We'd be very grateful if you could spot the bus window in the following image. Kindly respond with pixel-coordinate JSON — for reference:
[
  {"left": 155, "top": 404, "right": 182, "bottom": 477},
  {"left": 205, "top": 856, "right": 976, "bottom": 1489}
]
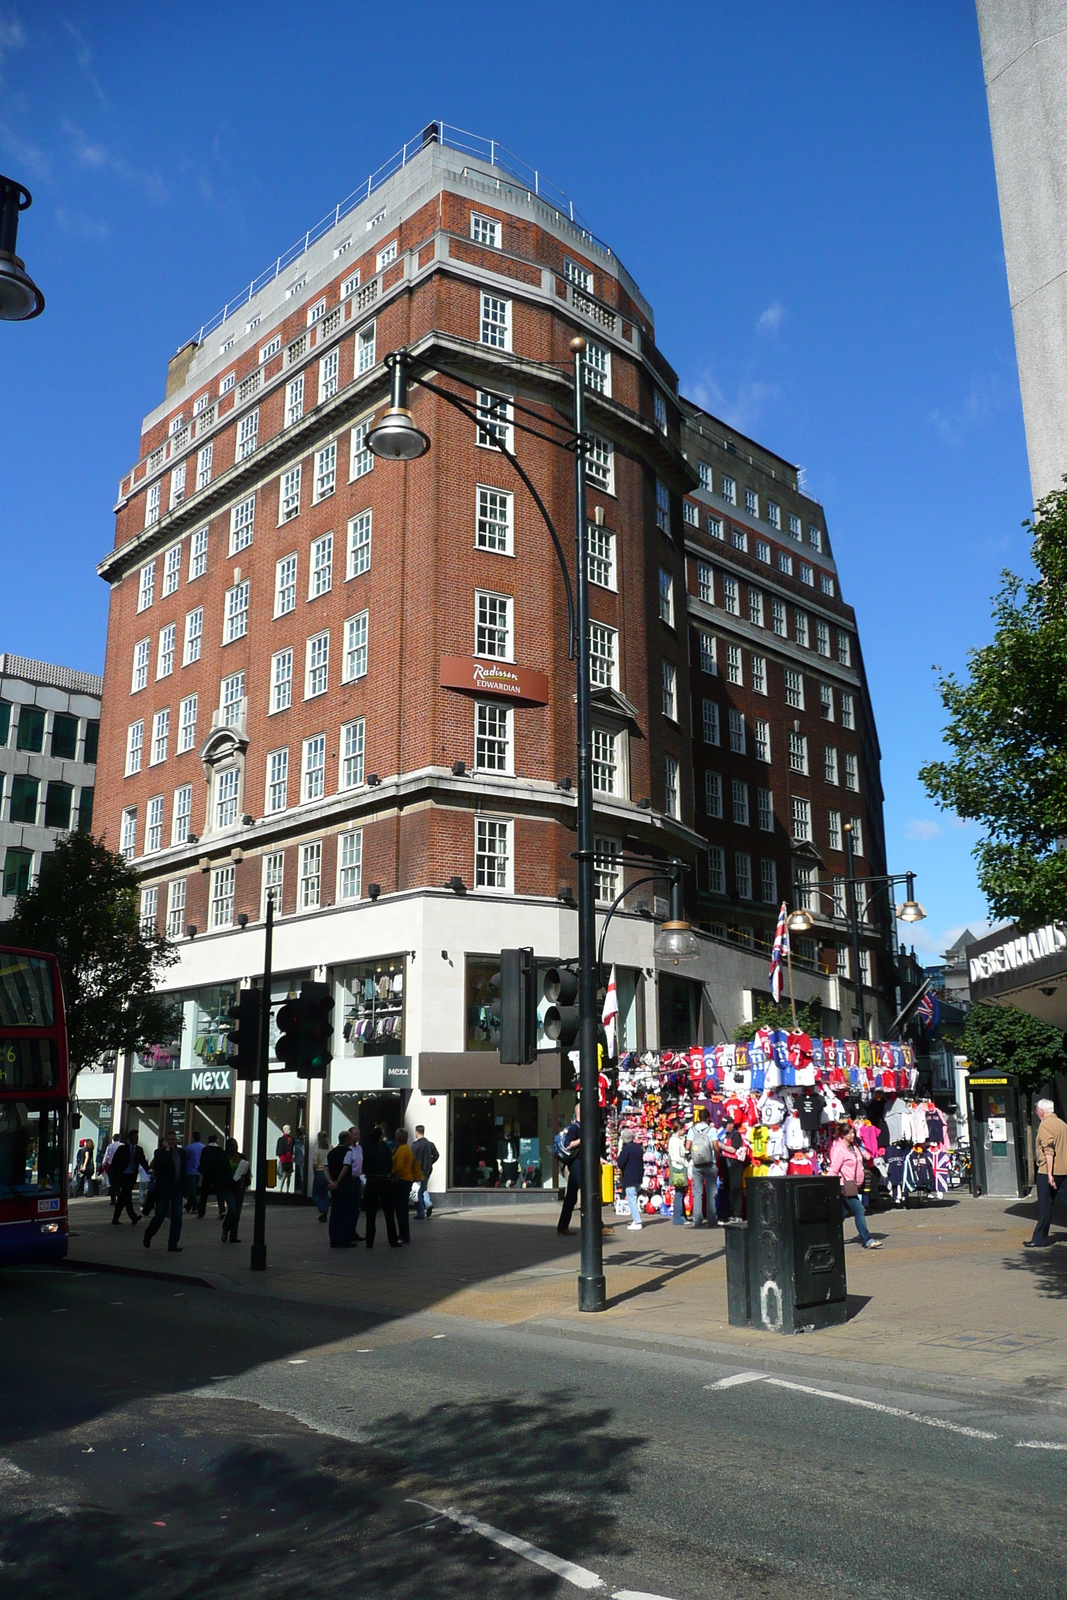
[
  {"left": 0, "top": 1103, "right": 63, "bottom": 1197},
  {"left": 0, "top": 953, "right": 55, "bottom": 1028}
]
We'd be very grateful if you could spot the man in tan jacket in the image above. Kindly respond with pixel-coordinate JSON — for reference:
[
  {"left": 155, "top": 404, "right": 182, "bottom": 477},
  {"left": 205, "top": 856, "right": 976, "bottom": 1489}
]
[{"left": 1025, "top": 1099, "right": 1067, "bottom": 1249}]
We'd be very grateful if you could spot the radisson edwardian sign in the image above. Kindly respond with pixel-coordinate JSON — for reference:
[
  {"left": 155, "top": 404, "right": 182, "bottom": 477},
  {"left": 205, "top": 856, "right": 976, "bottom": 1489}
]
[{"left": 440, "top": 656, "right": 550, "bottom": 706}]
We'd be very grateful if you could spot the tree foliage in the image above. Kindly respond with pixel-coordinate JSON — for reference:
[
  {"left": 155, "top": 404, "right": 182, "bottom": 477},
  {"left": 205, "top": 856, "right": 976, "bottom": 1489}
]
[
  {"left": 920, "top": 484, "right": 1067, "bottom": 928},
  {"left": 5, "top": 832, "right": 180, "bottom": 1083},
  {"left": 734, "top": 993, "right": 823, "bottom": 1043},
  {"left": 961, "top": 1002, "right": 1067, "bottom": 1100}
]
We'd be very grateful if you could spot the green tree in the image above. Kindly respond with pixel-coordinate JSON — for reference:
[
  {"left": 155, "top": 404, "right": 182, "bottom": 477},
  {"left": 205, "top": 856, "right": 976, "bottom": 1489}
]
[
  {"left": 734, "top": 993, "right": 823, "bottom": 1043},
  {"left": 5, "top": 832, "right": 180, "bottom": 1085},
  {"left": 920, "top": 483, "right": 1067, "bottom": 928},
  {"left": 962, "top": 1002, "right": 1067, "bottom": 1179}
]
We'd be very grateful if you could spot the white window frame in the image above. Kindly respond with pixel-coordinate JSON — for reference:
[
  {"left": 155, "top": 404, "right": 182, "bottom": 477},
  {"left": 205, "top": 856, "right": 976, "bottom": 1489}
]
[
  {"left": 356, "top": 320, "right": 376, "bottom": 373},
  {"left": 477, "top": 487, "right": 514, "bottom": 556},
  {"left": 313, "top": 440, "right": 337, "bottom": 502},
  {"left": 223, "top": 579, "right": 250, "bottom": 644},
  {"left": 270, "top": 648, "right": 293, "bottom": 714},
  {"left": 305, "top": 632, "right": 329, "bottom": 698},
  {"left": 664, "top": 756, "right": 680, "bottom": 819},
  {"left": 285, "top": 374, "right": 304, "bottom": 428},
  {"left": 337, "top": 829, "right": 363, "bottom": 901},
  {"left": 177, "top": 695, "right": 197, "bottom": 753},
  {"left": 825, "top": 745, "right": 839, "bottom": 785},
  {"left": 266, "top": 747, "right": 289, "bottom": 814},
  {"left": 585, "top": 433, "right": 614, "bottom": 495},
  {"left": 594, "top": 837, "right": 622, "bottom": 904},
  {"left": 214, "top": 766, "right": 240, "bottom": 832},
  {"left": 144, "top": 482, "right": 160, "bottom": 529},
  {"left": 726, "top": 645, "right": 743, "bottom": 687},
  {"left": 761, "top": 858, "right": 778, "bottom": 903},
  {"left": 229, "top": 494, "right": 255, "bottom": 555},
  {"left": 474, "top": 816, "right": 513, "bottom": 890},
  {"left": 347, "top": 509, "right": 372, "bottom": 577},
  {"left": 841, "top": 693, "right": 855, "bottom": 730},
  {"left": 196, "top": 443, "right": 213, "bottom": 491},
  {"left": 172, "top": 784, "right": 192, "bottom": 845},
  {"left": 828, "top": 810, "right": 843, "bottom": 852},
  {"left": 771, "top": 598, "right": 787, "bottom": 637},
  {"left": 722, "top": 577, "right": 739, "bottom": 617},
  {"left": 145, "top": 798, "right": 164, "bottom": 855},
  {"left": 236, "top": 408, "right": 259, "bottom": 461},
  {"left": 844, "top": 751, "right": 859, "bottom": 792},
  {"left": 792, "top": 796, "right": 813, "bottom": 843},
  {"left": 302, "top": 734, "right": 326, "bottom": 802},
  {"left": 150, "top": 708, "right": 169, "bottom": 766},
  {"left": 131, "top": 639, "right": 150, "bottom": 694},
  {"left": 342, "top": 611, "right": 369, "bottom": 682},
  {"left": 708, "top": 845, "right": 726, "bottom": 895},
  {"left": 702, "top": 699, "right": 720, "bottom": 746},
  {"left": 751, "top": 654, "right": 767, "bottom": 695},
  {"left": 339, "top": 718, "right": 366, "bottom": 789},
  {"left": 120, "top": 807, "right": 137, "bottom": 859},
  {"left": 209, "top": 863, "right": 236, "bottom": 929},
  {"left": 729, "top": 708, "right": 746, "bottom": 754},
  {"left": 698, "top": 630, "right": 716, "bottom": 675},
  {"left": 758, "top": 788, "right": 774, "bottom": 832},
  {"left": 721, "top": 474, "right": 736, "bottom": 505},
  {"left": 589, "top": 622, "right": 618, "bottom": 689},
  {"left": 475, "top": 590, "right": 513, "bottom": 661},
  {"left": 262, "top": 852, "right": 284, "bottom": 918},
  {"left": 658, "top": 567, "right": 674, "bottom": 625},
  {"left": 697, "top": 561, "right": 713, "bottom": 603},
  {"left": 788, "top": 731, "right": 809, "bottom": 775},
  {"left": 661, "top": 660, "right": 677, "bottom": 720},
  {"left": 754, "top": 718, "right": 771, "bottom": 762},
  {"left": 748, "top": 588, "right": 764, "bottom": 628},
  {"left": 318, "top": 347, "right": 339, "bottom": 403},
  {"left": 125, "top": 720, "right": 143, "bottom": 776},
  {"left": 162, "top": 544, "right": 181, "bottom": 597},
  {"left": 732, "top": 779, "right": 749, "bottom": 826},
  {"left": 189, "top": 526, "right": 208, "bottom": 579},
  {"left": 157, "top": 623, "right": 175, "bottom": 679},
  {"left": 474, "top": 700, "right": 513, "bottom": 775},
  {"left": 735, "top": 851, "right": 753, "bottom": 899},
  {"left": 166, "top": 878, "right": 186, "bottom": 938},
  {"left": 280, "top": 464, "right": 302, "bottom": 523},
  {"left": 705, "top": 771, "right": 723, "bottom": 818},
  {"left": 745, "top": 488, "right": 759, "bottom": 517},
  {"left": 470, "top": 212, "right": 500, "bottom": 248},
  {"left": 137, "top": 562, "right": 155, "bottom": 613},
  {"left": 785, "top": 669, "right": 805, "bottom": 710},
  {"left": 349, "top": 416, "right": 374, "bottom": 481},
  {"left": 275, "top": 553, "right": 297, "bottom": 617},
  {"left": 583, "top": 337, "right": 611, "bottom": 396},
  {"left": 476, "top": 391, "right": 514, "bottom": 452},
  {"left": 309, "top": 532, "right": 333, "bottom": 598},
  {"left": 480, "top": 292, "right": 511, "bottom": 351},
  {"left": 656, "top": 480, "right": 671, "bottom": 534}
]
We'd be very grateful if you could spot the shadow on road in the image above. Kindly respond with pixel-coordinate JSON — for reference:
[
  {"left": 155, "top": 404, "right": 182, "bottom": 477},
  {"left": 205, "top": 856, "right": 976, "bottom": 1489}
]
[
  {"left": 1001, "top": 1241, "right": 1067, "bottom": 1297},
  {"left": 604, "top": 1247, "right": 717, "bottom": 1310},
  {"left": 0, "top": 1388, "right": 642, "bottom": 1600}
]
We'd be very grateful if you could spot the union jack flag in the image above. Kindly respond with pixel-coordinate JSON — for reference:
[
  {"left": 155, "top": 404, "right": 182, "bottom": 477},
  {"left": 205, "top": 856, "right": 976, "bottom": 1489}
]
[
  {"left": 918, "top": 990, "right": 939, "bottom": 1030},
  {"left": 769, "top": 903, "right": 789, "bottom": 1004}
]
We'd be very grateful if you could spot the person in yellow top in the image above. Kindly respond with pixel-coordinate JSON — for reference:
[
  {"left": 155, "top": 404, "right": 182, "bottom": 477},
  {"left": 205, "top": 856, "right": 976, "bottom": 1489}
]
[
  {"left": 391, "top": 1128, "right": 424, "bottom": 1245},
  {"left": 1026, "top": 1099, "right": 1067, "bottom": 1249}
]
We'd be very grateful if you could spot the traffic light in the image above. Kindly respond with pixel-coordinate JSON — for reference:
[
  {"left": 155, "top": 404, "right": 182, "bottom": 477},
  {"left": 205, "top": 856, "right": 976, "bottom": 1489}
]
[
  {"left": 300, "top": 980, "right": 335, "bottom": 1077},
  {"left": 499, "top": 947, "right": 538, "bottom": 1065},
  {"left": 275, "top": 996, "right": 302, "bottom": 1068},
  {"left": 227, "top": 989, "right": 262, "bottom": 1081},
  {"left": 543, "top": 966, "right": 580, "bottom": 1049}
]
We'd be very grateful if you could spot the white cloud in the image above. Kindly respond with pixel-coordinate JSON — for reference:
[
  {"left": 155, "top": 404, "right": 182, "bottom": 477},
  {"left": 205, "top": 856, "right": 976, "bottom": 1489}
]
[
  {"left": 63, "top": 21, "right": 107, "bottom": 107},
  {"left": 0, "top": 120, "right": 49, "bottom": 181},
  {"left": 905, "top": 819, "right": 942, "bottom": 841},
  {"left": 756, "top": 301, "right": 785, "bottom": 336},
  {"left": 684, "top": 368, "right": 782, "bottom": 434},
  {"left": 0, "top": 13, "right": 26, "bottom": 63},
  {"left": 62, "top": 119, "right": 167, "bottom": 205},
  {"left": 54, "top": 207, "right": 109, "bottom": 241},
  {"left": 929, "top": 374, "right": 1006, "bottom": 445}
]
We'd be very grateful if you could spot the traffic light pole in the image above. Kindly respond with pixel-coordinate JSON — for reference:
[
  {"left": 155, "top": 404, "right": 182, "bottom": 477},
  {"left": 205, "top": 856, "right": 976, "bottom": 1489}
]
[
  {"left": 250, "top": 891, "right": 274, "bottom": 1272},
  {"left": 571, "top": 337, "right": 605, "bottom": 1314}
]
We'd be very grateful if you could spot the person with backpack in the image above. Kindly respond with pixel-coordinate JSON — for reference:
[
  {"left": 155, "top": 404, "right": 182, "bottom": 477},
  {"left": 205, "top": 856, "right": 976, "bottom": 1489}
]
[
  {"left": 411, "top": 1125, "right": 438, "bottom": 1218},
  {"left": 685, "top": 1108, "right": 718, "bottom": 1228}
]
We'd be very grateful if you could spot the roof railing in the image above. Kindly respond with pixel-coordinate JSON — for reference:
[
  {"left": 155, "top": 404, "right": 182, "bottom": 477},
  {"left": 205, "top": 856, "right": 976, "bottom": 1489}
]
[{"left": 191, "top": 121, "right": 637, "bottom": 350}]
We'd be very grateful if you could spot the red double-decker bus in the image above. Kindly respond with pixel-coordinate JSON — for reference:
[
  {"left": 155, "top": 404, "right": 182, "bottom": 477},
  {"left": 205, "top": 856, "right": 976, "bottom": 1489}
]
[{"left": 0, "top": 946, "right": 69, "bottom": 1265}]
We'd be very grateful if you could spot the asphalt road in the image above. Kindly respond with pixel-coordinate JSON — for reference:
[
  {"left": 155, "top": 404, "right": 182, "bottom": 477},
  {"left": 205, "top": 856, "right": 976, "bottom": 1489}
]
[{"left": 2, "top": 1262, "right": 1065, "bottom": 1599}]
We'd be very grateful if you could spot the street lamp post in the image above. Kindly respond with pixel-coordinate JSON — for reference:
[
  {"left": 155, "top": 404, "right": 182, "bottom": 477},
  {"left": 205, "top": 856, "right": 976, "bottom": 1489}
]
[
  {"left": 368, "top": 337, "right": 613, "bottom": 1310},
  {"left": 788, "top": 864, "right": 925, "bottom": 1039}
]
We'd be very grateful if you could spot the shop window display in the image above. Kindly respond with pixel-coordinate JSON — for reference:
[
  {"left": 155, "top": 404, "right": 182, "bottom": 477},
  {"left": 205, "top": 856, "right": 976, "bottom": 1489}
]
[
  {"left": 335, "top": 957, "right": 405, "bottom": 1056},
  {"left": 450, "top": 1090, "right": 556, "bottom": 1189}
]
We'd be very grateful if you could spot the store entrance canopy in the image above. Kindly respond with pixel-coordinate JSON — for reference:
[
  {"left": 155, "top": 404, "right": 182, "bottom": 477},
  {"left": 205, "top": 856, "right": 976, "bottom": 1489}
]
[{"left": 966, "top": 922, "right": 1067, "bottom": 1029}]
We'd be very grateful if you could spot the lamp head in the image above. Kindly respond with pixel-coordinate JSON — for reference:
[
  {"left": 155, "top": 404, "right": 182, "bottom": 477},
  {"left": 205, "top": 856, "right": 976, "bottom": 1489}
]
[
  {"left": 787, "top": 908, "right": 814, "bottom": 934},
  {"left": 896, "top": 899, "right": 926, "bottom": 924},
  {"left": 0, "top": 176, "right": 44, "bottom": 321},
  {"left": 366, "top": 406, "right": 429, "bottom": 461},
  {"left": 654, "top": 921, "right": 700, "bottom": 964}
]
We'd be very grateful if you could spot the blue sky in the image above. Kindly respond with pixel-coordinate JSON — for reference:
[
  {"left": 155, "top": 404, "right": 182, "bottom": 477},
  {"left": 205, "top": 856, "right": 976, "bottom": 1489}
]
[{"left": 0, "top": 2, "right": 1028, "bottom": 960}]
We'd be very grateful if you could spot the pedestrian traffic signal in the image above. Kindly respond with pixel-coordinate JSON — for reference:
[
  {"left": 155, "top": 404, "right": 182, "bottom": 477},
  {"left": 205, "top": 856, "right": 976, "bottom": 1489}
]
[
  {"left": 543, "top": 966, "right": 580, "bottom": 1049},
  {"left": 227, "top": 989, "right": 262, "bottom": 1081},
  {"left": 300, "top": 980, "right": 335, "bottom": 1077},
  {"left": 499, "top": 947, "right": 538, "bottom": 1065},
  {"left": 275, "top": 996, "right": 302, "bottom": 1068}
]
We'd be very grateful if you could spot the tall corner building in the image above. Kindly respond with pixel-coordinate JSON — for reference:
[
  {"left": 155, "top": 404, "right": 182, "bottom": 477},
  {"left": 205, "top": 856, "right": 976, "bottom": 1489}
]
[
  {"left": 93, "top": 125, "right": 892, "bottom": 1192},
  {"left": 975, "top": 0, "right": 1067, "bottom": 503}
]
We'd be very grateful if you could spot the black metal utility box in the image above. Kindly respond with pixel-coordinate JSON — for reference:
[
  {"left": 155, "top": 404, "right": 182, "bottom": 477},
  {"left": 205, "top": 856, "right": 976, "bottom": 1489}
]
[{"left": 724, "top": 1176, "right": 848, "bottom": 1334}]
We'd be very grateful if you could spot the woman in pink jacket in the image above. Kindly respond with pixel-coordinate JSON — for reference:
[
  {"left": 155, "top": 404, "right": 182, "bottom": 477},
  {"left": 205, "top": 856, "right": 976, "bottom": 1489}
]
[{"left": 829, "top": 1123, "right": 882, "bottom": 1249}]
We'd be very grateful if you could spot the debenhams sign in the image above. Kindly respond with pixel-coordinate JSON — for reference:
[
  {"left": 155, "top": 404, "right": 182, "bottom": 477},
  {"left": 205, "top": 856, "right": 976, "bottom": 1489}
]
[{"left": 969, "top": 924, "right": 1067, "bottom": 984}]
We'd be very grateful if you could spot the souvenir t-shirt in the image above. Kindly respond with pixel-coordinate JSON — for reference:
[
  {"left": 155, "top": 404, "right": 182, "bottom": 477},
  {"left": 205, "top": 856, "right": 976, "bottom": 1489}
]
[{"left": 796, "top": 1091, "right": 825, "bottom": 1134}]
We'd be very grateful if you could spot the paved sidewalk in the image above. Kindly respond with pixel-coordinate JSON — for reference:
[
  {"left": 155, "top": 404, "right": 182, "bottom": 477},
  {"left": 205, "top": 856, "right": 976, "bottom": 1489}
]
[{"left": 67, "top": 1188, "right": 1067, "bottom": 1403}]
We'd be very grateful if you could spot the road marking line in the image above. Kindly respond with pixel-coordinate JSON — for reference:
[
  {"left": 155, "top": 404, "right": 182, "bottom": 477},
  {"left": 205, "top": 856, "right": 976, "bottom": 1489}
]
[
  {"left": 612, "top": 1591, "right": 683, "bottom": 1599},
  {"left": 1017, "top": 1439, "right": 1067, "bottom": 1450},
  {"left": 406, "top": 1500, "right": 603, "bottom": 1589},
  {"left": 764, "top": 1377, "right": 998, "bottom": 1440},
  {"left": 707, "top": 1371, "right": 768, "bottom": 1390},
  {"left": 287, "top": 1359, "right": 308, "bottom": 1365}
]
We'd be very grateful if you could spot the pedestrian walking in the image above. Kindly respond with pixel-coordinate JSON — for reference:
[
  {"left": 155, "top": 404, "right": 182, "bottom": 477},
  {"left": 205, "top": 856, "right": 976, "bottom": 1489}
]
[
  {"left": 717, "top": 1113, "right": 747, "bottom": 1220},
  {"left": 667, "top": 1123, "right": 689, "bottom": 1224},
  {"left": 685, "top": 1108, "right": 718, "bottom": 1228},
  {"left": 197, "top": 1134, "right": 231, "bottom": 1219},
  {"left": 411, "top": 1124, "right": 438, "bottom": 1218},
  {"left": 143, "top": 1132, "right": 187, "bottom": 1252},
  {"left": 325, "top": 1131, "right": 353, "bottom": 1246},
  {"left": 311, "top": 1130, "right": 331, "bottom": 1223},
  {"left": 556, "top": 1105, "right": 582, "bottom": 1235},
  {"left": 221, "top": 1138, "right": 250, "bottom": 1242},
  {"left": 73, "top": 1138, "right": 94, "bottom": 1197},
  {"left": 617, "top": 1128, "right": 645, "bottom": 1231},
  {"left": 829, "top": 1121, "right": 882, "bottom": 1249},
  {"left": 275, "top": 1126, "right": 295, "bottom": 1192},
  {"left": 362, "top": 1127, "right": 399, "bottom": 1248},
  {"left": 183, "top": 1131, "right": 205, "bottom": 1212},
  {"left": 101, "top": 1129, "right": 122, "bottom": 1201},
  {"left": 391, "top": 1129, "right": 423, "bottom": 1244},
  {"left": 1025, "top": 1099, "right": 1067, "bottom": 1249},
  {"left": 109, "top": 1130, "right": 147, "bottom": 1225}
]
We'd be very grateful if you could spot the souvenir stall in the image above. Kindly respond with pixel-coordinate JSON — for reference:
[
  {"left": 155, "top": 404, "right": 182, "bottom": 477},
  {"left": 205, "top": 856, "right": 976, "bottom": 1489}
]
[{"left": 610, "top": 1033, "right": 961, "bottom": 1218}]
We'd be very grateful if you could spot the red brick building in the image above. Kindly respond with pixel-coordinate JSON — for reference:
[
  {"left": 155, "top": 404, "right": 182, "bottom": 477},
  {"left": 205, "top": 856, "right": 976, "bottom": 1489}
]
[{"left": 94, "top": 126, "right": 892, "bottom": 1191}]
